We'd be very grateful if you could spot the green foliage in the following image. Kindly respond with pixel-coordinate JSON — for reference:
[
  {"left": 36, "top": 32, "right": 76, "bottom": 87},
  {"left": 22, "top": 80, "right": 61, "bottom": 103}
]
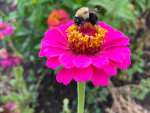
[
  {"left": 85, "top": 85, "right": 109, "bottom": 113},
  {"left": 2, "top": 0, "right": 90, "bottom": 63},
  {"left": 61, "top": 98, "right": 71, "bottom": 113},
  {"left": 120, "top": 41, "right": 149, "bottom": 101},
  {"left": 0, "top": 0, "right": 148, "bottom": 61},
  {"left": 0, "top": 0, "right": 150, "bottom": 112},
  {"left": 121, "top": 42, "right": 144, "bottom": 81},
  {"left": 132, "top": 78, "right": 150, "bottom": 100},
  {"left": 88, "top": 0, "right": 135, "bottom": 29},
  {"left": 133, "top": 0, "right": 148, "bottom": 15},
  {"left": 3, "top": 0, "right": 146, "bottom": 63},
  {"left": 0, "top": 66, "right": 37, "bottom": 113}
]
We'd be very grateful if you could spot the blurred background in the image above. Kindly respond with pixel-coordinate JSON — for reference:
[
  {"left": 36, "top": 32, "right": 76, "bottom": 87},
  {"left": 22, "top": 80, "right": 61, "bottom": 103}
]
[{"left": 0, "top": 0, "right": 150, "bottom": 113}]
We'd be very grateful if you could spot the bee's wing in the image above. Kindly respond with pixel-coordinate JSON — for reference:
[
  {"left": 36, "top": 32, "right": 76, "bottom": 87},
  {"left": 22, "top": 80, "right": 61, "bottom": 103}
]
[
  {"left": 88, "top": 8, "right": 99, "bottom": 13},
  {"left": 95, "top": 8, "right": 99, "bottom": 12}
]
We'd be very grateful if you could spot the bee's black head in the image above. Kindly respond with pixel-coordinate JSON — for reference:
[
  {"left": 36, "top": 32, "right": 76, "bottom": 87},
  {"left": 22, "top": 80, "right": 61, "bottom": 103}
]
[{"left": 74, "top": 17, "right": 83, "bottom": 26}]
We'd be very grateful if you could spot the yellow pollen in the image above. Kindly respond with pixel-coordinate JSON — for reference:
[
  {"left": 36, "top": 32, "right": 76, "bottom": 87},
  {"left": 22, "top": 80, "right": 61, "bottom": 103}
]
[{"left": 66, "top": 23, "right": 108, "bottom": 55}]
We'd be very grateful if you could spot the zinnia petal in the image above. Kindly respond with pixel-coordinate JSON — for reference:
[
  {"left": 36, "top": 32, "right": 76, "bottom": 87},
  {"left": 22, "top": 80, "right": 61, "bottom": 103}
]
[
  {"left": 45, "top": 28, "right": 68, "bottom": 45},
  {"left": 91, "top": 56, "right": 109, "bottom": 69},
  {"left": 73, "top": 66, "right": 93, "bottom": 82},
  {"left": 103, "top": 37, "right": 130, "bottom": 49},
  {"left": 56, "top": 67, "right": 73, "bottom": 85},
  {"left": 56, "top": 66, "right": 93, "bottom": 84},
  {"left": 57, "top": 24, "right": 68, "bottom": 36},
  {"left": 99, "top": 22, "right": 125, "bottom": 43},
  {"left": 105, "top": 30, "right": 124, "bottom": 43},
  {"left": 98, "top": 22, "right": 114, "bottom": 32},
  {"left": 111, "top": 53, "right": 131, "bottom": 70},
  {"left": 46, "top": 56, "right": 61, "bottom": 69},
  {"left": 41, "top": 38, "right": 67, "bottom": 49},
  {"left": 67, "top": 21, "right": 74, "bottom": 27},
  {"left": 39, "top": 46, "right": 68, "bottom": 57},
  {"left": 73, "top": 55, "right": 92, "bottom": 68},
  {"left": 59, "top": 54, "right": 75, "bottom": 68},
  {"left": 91, "top": 67, "right": 109, "bottom": 87},
  {"left": 104, "top": 64, "right": 117, "bottom": 76},
  {"left": 102, "top": 48, "right": 125, "bottom": 63}
]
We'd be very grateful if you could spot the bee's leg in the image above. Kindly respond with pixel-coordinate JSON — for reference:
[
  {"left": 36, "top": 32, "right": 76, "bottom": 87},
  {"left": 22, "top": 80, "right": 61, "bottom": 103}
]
[
  {"left": 81, "top": 22, "right": 84, "bottom": 28},
  {"left": 85, "top": 18, "right": 89, "bottom": 22},
  {"left": 77, "top": 26, "right": 79, "bottom": 30},
  {"left": 84, "top": 18, "right": 89, "bottom": 27},
  {"left": 77, "top": 23, "right": 81, "bottom": 30},
  {"left": 96, "top": 21, "right": 98, "bottom": 29},
  {"left": 96, "top": 21, "right": 98, "bottom": 25}
]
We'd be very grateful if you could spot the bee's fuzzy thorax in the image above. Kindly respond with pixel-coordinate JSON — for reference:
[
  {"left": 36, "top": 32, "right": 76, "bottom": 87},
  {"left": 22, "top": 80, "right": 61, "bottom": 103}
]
[
  {"left": 75, "top": 7, "right": 89, "bottom": 20},
  {"left": 74, "top": 7, "right": 98, "bottom": 27}
]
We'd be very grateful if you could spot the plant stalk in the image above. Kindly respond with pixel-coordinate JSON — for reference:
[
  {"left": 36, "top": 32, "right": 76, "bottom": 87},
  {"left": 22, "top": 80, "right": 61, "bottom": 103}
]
[
  {"left": 7, "top": 36, "right": 23, "bottom": 58},
  {"left": 0, "top": 10, "right": 7, "bottom": 18},
  {"left": 77, "top": 82, "right": 86, "bottom": 113}
]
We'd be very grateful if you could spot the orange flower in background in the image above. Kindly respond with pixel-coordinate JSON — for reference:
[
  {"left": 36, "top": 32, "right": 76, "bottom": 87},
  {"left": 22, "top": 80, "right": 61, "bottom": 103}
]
[
  {"left": 0, "top": 32, "right": 3, "bottom": 40},
  {"left": 47, "top": 9, "right": 71, "bottom": 28}
]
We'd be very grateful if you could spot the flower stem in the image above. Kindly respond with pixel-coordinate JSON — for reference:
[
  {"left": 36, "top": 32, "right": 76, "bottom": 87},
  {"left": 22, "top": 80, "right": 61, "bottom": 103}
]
[
  {"left": 0, "top": 10, "right": 7, "bottom": 18},
  {"left": 35, "top": 69, "right": 47, "bottom": 90},
  {"left": 77, "top": 82, "right": 86, "bottom": 113},
  {"left": 7, "top": 37, "right": 23, "bottom": 58}
]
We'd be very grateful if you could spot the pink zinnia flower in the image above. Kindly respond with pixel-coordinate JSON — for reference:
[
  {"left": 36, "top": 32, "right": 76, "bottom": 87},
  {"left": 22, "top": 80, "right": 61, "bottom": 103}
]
[
  {"left": 0, "top": 22, "right": 14, "bottom": 36},
  {"left": 0, "top": 49, "right": 22, "bottom": 69},
  {"left": 0, "top": 102, "right": 20, "bottom": 113},
  {"left": 39, "top": 22, "right": 131, "bottom": 86},
  {"left": 47, "top": 9, "right": 71, "bottom": 28}
]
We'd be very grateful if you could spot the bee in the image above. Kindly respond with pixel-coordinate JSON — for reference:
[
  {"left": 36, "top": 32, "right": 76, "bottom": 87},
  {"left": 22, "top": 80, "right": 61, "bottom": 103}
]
[{"left": 74, "top": 7, "right": 99, "bottom": 27}]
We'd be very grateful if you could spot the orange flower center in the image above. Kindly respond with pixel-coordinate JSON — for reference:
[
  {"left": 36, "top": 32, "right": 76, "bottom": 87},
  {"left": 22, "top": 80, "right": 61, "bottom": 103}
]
[
  {"left": 50, "top": 12, "right": 60, "bottom": 21},
  {"left": 66, "top": 23, "right": 108, "bottom": 55}
]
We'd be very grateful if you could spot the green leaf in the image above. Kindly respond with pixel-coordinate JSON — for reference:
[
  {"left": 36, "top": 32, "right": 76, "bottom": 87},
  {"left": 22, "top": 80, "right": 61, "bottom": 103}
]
[
  {"left": 62, "top": 0, "right": 74, "bottom": 9},
  {"left": 9, "top": 79, "right": 17, "bottom": 87},
  {"left": 0, "top": 108, "right": 4, "bottom": 112},
  {"left": 15, "top": 26, "right": 31, "bottom": 37},
  {"left": 118, "top": 9, "right": 135, "bottom": 22},
  {"left": 8, "top": 11, "right": 19, "bottom": 20},
  {"left": 139, "top": 88, "right": 149, "bottom": 100},
  {"left": 13, "top": 67, "right": 24, "bottom": 80},
  {"left": 34, "top": 43, "right": 41, "bottom": 49},
  {"left": 88, "top": 0, "right": 113, "bottom": 11},
  {"left": 22, "top": 106, "right": 34, "bottom": 113},
  {"left": 54, "top": 65, "right": 63, "bottom": 75}
]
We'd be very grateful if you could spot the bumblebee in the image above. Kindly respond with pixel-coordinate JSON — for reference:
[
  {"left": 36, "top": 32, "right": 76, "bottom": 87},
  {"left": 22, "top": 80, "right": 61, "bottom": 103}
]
[{"left": 74, "top": 7, "right": 98, "bottom": 27}]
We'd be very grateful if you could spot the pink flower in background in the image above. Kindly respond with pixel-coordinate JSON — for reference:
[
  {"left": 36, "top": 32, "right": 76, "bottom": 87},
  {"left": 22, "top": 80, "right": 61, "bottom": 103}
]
[
  {"left": 47, "top": 9, "right": 71, "bottom": 28},
  {"left": 0, "top": 32, "right": 3, "bottom": 40},
  {"left": 39, "top": 21, "right": 131, "bottom": 86},
  {"left": 0, "top": 22, "right": 14, "bottom": 36},
  {"left": 0, "top": 102, "right": 20, "bottom": 113},
  {"left": 10, "top": 3, "right": 16, "bottom": 9},
  {"left": 0, "top": 49, "right": 22, "bottom": 69}
]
